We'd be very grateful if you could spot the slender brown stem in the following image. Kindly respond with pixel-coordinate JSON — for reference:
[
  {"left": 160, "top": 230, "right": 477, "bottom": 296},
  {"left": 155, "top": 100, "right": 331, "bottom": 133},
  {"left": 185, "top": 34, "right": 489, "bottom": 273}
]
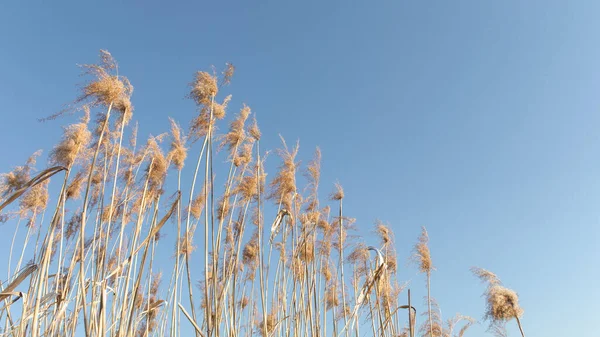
[{"left": 515, "top": 315, "right": 526, "bottom": 337}]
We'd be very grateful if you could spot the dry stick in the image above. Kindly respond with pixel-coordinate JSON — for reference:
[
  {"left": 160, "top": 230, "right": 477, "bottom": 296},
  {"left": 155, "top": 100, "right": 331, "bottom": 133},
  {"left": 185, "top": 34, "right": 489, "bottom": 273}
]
[
  {"left": 227, "top": 198, "right": 251, "bottom": 335},
  {"left": 123, "top": 192, "right": 180, "bottom": 336},
  {"left": 54, "top": 169, "right": 70, "bottom": 315},
  {"left": 366, "top": 268, "right": 378, "bottom": 337},
  {"left": 144, "top": 239, "right": 158, "bottom": 337},
  {"left": 180, "top": 101, "right": 210, "bottom": 337},
  {"left": 179, "top": 303, "right": 206, "bottom": 337},
  {"left": 101, "top": 117, "right": 127, "bottom": 280},
  {"left": 14, "top": 224, "right": 34, "bottom": 288},
  {"left": 209, "top": 105, "right": 219, "bottom": 337},
  {"left": 339, "top": 247, "right": 387, "bottom": 337},
  {"left": 376, "top": 304, "right": 414, "bottom": 337},
  {"left": 213, "top": 171, "right": 251, "bottom": 332},
  {"left": 256, "top": 140, "right": 270, "bottom": 337},
  {"left": 203, "top": 95, "right": 215, "bottom": 337},
  {"left": 211, "top": 142, "right": 245, "bottom": 332},
  {"left": 7, "top": 218, "right": 23, "bottom": 284},
  {"left": 109, "top": 145, "right": 147, "bottom": 329},
  {"left": 352, "top": 267, "right": 360, "bottom": 337},
  {"left": 408, "top": 289, "right": 413, "bottom": 337},
  {"left": 0, "top": 166, "right": 67, "bottom": 213},
  {"left": 183, "top": 133, "right": 208, "bottom": 326},
  {"left": 373, "top": 280, "right": 386, "bottom": 337},
  {"left": 338, "top": 197, "right": 350, "bottom": 337},
  {"left": 114, "top": 160, "right": 153, "bottom": 337},
  {"left": 89, "top": 145, "right": 111, "bottom": 332},
  {"left": 0, "top": 265, "right": 38, "bottom": 304},
  {"left": 515, "top": 316, "right": 526, "bottom": 337},
  {"left": 427, "top": 271, "right": 433, "bottom": 337},
  {"left": 29, "top": 165, "right": 71, "bottom": 337},
  {"left": 77, "top": 102, "right": 113, "bottom": 336},
  {"left": 171, "top": 169, "right": 182, "bottom": 337}
]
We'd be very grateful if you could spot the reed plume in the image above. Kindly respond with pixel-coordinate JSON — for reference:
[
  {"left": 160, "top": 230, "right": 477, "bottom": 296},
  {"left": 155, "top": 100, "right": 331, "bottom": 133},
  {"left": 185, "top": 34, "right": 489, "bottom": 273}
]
[{"left": 472, "top": 267, "right": 525, "bottom": 337}]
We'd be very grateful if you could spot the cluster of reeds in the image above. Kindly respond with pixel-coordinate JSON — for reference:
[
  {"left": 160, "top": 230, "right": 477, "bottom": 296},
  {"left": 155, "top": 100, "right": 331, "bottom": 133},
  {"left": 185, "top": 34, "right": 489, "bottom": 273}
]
[{"left": 0, "top": 51, "right": 525, "bottom": 337}]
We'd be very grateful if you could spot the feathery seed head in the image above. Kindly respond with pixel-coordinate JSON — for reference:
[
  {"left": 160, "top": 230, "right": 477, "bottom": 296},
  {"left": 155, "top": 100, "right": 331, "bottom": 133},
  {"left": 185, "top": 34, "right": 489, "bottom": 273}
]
[
  {"left": 213, "top": 94, "right": 231, "bottom": 120},
  {"left": 222, "top": 63, "right": 235, "bottom": 86},
  {"left": 222, "top": 104, "right": 250, "bottom": 152},
  {"left": 78, "top": 51, "right": 133, "bottom": 122},
  {"left": 0, "top": 150, "right": 42, "bottom": 198},
  {"left": 472, "top": 267, "right": 523, "bottom": 324},
  {"left": 19, "top": 180, "right": 49, "bottom": 220},
  {"left": 249, "top": 117, "right": 261, "bottom": 141},
  {"left": 471, "top": 267, "right": 501, "bottom": 287},
  {"left": 189, "top": 71, "right": 218, "bottom": 106},
  {"left": 145, "top": 135, "right": 168, "bottom": 191},
  {"left": 486, "top": 285, "right": 524, "bottom": 321},
  {"left": 268, "top": 137, "right": 299, "bottom": 210},
  {"left": 411, "top": 226, "right": 433, "bottom": 274},
  {"left": 50, "top": 119, "right": 91, "bottom": 167},
  {"left": 167, "top": 118, "right": 188, "bottom": 170},
  {"left": 331, "top": 182, "right": 344, "bottom": 200}
]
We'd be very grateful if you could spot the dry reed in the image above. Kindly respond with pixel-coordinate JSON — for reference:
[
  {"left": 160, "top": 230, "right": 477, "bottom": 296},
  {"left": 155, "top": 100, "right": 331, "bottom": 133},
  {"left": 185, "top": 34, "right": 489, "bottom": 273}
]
[{"left": 0, "top": 50, "right": 527, "bottom": 337}]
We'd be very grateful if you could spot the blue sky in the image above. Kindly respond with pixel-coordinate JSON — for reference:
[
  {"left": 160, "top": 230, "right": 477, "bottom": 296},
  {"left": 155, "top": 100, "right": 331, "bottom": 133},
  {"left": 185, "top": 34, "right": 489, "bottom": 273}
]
[{"left": 1, "top": 1, "right": 599, "bottom": 335}]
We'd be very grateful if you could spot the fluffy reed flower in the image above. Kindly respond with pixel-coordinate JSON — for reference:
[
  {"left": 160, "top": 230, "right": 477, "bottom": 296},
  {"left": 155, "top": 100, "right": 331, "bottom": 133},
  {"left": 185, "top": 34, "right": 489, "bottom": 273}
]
[
  {"left": 222, "top": 63, "right": 235, "bottom": 86},
  {"left": 248, "top": 117, "right": 261, "bottom": 141},
  {"left": 242, "top": 232, "right": 259, "bottom": 265},
  {"left": 145, "top": 135, "right": 168, "bottom": 192},
  {"left": 65, "top": 171, "right": 85, "bottom": 200},
  {"left": 318, "top": 237, "right": 333, "bottom": 257},
  {"left": 411, "top": 227, "right": 433, "bottom": 274},
  {"left": 298, "top": 237, "right": 315, "bottom": 262},
  {"left": 235, "top": 175, "right": 259, "bottom": 203},
  {"left": 330, "top": 182, "right": 344, "bottom": 200},
  {"left": 291, "top": 257, "right": 305, "bottom": 279},
  {"left": 472, "top": 267, "right": 524, "bottom": 325},
  {"left": 0, "top": 150, "right": 41, "bottom": 198},
  {"left": 233, "top": 142, "right": 253, "bottom": 167},
  {"left": 384, "top": 249, "right": 398, "bottom": 273},
  {"left": 259, "top": 312, "right": 277, "bottom": 337},
  {"left": 19, "top": 180, "right": 49, "bottom": 220},
  {"left": 189, "top": 113, "right": 210, "bottom": 141},
  {"left": 50, "top": 115, "right": 91, "bottom": 168},
  {"left": 65, "top": 211, "right": 82, "bottom": 241},
  {"left": 189, "top": 71, "right": 218, "bottom": 106},
  {"left": 486, "top": 285, "right": 523, "bottom": 321},
  {"left": 167, "top": 118, "right": 188, "bottom": 171},
  {"left": 239, "top": 296, "right": 249, "bottom": 309},
  {"left": 216, "top": 195, "right": 231, "bottom": 221},
  {"left": 189, "top": 192, "right": 206, "bottom": 220},
  {"left": 347, "top": 243, "right": 370, "bottom": 265},
  {"left": 177, "top": 227, "right": 197, "bottom": 257},
  {"left": 268, "top": 137, "right": 299, "bottom": 210},
  {"left": 471, "top": 266, "right": 500, "bottom": 286},
  {"left": 375, "top": 221, "right": 393, "bottom": 247},
  {"left": 304, "top": 148, "right": 321, "bottom": 218},
  {"left": 321, "top": 261, "right": 333, "bottom": 282},
  {"left": 306, "top": 147, "right": 321, "bottom": 192},
  {"left": 221, "top": 104, "right": 250, "bottom": 152},
  {"left": 212, "top": 94, "right": 231, "bottom": 120},
  {"left": 78, "top": 50, "right": 134, "bottom": 123}
]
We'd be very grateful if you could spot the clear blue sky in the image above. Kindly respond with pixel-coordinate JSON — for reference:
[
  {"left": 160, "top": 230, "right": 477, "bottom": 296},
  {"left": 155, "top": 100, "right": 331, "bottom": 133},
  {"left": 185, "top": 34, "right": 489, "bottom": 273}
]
[{"left": 1, "top": 1, "right": 599, "bottom": 336}]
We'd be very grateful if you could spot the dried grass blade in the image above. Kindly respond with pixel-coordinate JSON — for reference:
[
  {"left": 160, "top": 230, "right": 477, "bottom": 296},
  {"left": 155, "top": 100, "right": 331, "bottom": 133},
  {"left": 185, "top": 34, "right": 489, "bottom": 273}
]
[
  {"left": 0, "top": 264, "right": 38, "bottom": 301},
  {"left": 179, "top": 303, "right": 206, "bottom": 337},
  {"left": 0, "top": 166, "right": 67, "bottom": 212}
]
